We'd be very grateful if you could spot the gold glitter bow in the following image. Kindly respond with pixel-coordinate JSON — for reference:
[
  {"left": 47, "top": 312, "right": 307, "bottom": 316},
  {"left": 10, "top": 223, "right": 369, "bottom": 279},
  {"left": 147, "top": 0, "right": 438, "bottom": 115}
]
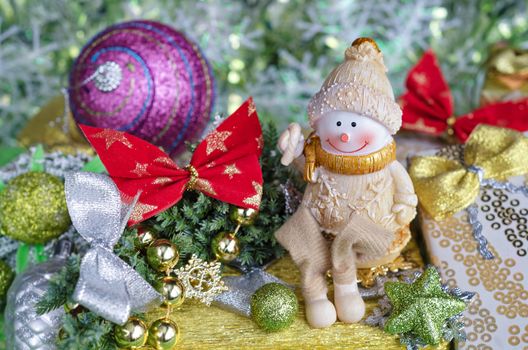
[{"left": 409, "top": 125, "right": 528, "bottom": 221}]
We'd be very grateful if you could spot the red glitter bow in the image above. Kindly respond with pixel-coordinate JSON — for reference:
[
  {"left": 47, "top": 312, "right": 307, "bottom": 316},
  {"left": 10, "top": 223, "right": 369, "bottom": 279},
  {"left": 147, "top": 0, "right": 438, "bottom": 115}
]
[
  {"left": 401, "top": 50, "right": 528, "bottom": 142},
  {"left": 80, "top": 98, "right": 264, "bottom": 225}
]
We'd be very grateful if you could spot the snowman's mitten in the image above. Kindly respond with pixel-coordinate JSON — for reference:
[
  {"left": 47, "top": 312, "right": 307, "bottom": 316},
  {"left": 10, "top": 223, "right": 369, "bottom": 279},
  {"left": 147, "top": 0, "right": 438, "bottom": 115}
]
[
  {"left": 275, "top": 206, "right": 331, "bottom": 300},
  {"left": 392, "top": 193, "right": 418, "bottom": 225},
  {"left": 393, "top": 193, "right": 418, "bottom": 207}
]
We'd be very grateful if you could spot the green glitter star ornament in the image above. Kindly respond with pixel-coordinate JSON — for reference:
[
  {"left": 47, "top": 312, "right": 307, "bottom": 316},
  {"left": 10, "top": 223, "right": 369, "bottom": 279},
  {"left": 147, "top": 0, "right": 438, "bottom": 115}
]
[{"left": 384, "top": 267, "right": 467, "bottom": 345}]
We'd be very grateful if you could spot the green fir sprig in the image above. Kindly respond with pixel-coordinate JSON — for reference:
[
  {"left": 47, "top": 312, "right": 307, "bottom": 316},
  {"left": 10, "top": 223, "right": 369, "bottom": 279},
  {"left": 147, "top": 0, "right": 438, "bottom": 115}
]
[{"left": 35, "top": 255, "right": 80, "bottom": 315}]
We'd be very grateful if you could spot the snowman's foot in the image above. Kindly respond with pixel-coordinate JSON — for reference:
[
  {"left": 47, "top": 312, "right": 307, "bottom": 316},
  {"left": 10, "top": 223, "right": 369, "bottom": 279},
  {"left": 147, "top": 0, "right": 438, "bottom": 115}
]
[
  {"left": 304, "top": 295, "right": 337, "bottom": 328},
  {"left": 334, "top": 283, "right": 365, "bottom": 323}
]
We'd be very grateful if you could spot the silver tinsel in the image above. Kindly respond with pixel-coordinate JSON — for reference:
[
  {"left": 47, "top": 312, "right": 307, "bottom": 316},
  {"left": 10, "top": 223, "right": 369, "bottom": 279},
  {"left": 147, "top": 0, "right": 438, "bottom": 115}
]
[
  {"left": 213, "top": 268, "right": 291, "bottom": 317},
  {"left": 4, "top": 240, "right": 72, "bottom": 350},
  {"left": 279, "top": 179, "right": 303, "bottom": 215}
]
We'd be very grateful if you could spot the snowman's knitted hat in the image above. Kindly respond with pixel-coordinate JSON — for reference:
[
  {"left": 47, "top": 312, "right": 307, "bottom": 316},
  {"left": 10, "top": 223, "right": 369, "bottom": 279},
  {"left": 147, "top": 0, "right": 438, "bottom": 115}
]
[{"left": 307, "top": 38, "right": 402, "bottom": 134}]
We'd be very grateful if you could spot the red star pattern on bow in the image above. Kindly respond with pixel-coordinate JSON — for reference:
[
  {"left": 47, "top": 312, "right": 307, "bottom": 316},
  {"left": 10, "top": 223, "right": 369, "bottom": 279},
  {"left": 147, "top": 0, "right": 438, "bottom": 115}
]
[
  {"left": 401, "top": 50, "right": 528, "bottom": 142},
  {"left": 80, "top": 97, "right": 263, "bottom": 225}
]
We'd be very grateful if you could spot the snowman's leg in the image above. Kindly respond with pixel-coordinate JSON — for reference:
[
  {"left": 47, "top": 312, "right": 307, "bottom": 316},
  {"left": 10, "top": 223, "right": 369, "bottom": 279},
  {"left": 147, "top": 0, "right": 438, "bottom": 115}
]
[
  {"left": 350, "top": 215, "right": 395, "bottom": 265},
  {"left": 275, "top": 207, "right": 336, "bottom": 328},
  {"left": 331, "top": 214, "right": 394, "bottom": 323},
  {"left": 331, "top": 229, "right": 364, "bottom": 323}
]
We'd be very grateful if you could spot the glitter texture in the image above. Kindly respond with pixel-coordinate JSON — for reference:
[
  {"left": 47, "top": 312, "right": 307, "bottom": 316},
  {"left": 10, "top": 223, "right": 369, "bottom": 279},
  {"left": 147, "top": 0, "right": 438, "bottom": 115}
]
[
  {"left": 250, "top": 282, "right": 298, "bottom": 332},
  {"left": 69, "top": 20, "right": 215, "bottom": 157},
  {"left": 0, "top": 172, "right": 70, "bottom": 244},
  {"left": 0, "top": 260, "right": 14, "bottom": 305},
  {"left": 384, "top": 267, "right": 467, "bottom": 345}
]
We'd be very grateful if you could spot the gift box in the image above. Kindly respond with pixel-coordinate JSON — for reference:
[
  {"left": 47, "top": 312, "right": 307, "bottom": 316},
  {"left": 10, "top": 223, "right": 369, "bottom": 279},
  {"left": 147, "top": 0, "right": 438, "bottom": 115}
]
[
  {"left": 481, "top": 44, "right": 528, "bottom": 106},
  {"left": 411, "top": 129, "right": 528, "bottom": 350}
]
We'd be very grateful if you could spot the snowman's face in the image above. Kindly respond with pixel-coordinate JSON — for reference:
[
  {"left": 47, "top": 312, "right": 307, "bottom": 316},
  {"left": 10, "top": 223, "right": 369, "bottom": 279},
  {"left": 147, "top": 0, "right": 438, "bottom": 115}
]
[{"left": 315, "top": 111, "right": 392, "bottom": 156}]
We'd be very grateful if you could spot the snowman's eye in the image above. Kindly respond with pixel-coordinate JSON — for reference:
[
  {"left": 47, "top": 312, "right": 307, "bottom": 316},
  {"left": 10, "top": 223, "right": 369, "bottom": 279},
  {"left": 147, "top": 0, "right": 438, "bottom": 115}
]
[
  {"left": 336, "top": 121, "right": 342, "bottom": 126},
  {"left": 351, "top": 122, "right": 357, "bottom": 127}
]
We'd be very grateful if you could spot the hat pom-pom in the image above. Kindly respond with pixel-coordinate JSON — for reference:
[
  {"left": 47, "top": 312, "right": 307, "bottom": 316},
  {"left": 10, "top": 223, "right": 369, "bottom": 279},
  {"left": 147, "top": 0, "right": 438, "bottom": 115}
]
[{"left": 344, "top": 37, "right": 386, "bottom": 71}]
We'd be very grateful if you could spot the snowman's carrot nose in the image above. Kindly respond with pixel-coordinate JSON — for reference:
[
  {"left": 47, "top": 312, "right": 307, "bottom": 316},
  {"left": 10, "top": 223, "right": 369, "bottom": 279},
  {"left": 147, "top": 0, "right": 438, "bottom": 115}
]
[{"left": 340, "top": 133, "right": 350, "bottom": 142}]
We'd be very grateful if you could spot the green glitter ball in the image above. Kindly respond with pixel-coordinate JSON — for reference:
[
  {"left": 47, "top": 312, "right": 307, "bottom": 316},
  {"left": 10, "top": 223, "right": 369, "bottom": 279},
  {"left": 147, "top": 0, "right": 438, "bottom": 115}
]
[
  {"left": 0, "top": 260, "right": 14, "bottom": 306},
  {"left": 250, "top": 282, "right": 298, "bottom": 332},
  {"left": 0, "top": 172, "right": 71, "bottom": 244}
]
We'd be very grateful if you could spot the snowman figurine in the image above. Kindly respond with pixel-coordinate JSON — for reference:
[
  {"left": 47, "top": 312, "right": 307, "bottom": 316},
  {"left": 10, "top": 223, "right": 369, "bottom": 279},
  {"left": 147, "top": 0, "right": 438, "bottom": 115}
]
[{"left": 276, "top": 38, "right": 418, "bottom": 328}]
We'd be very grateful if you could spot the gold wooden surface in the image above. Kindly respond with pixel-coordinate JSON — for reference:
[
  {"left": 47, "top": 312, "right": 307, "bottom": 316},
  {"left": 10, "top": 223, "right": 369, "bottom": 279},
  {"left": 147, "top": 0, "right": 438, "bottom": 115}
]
[{"left": 146, "top": 239, "right": 449, "bottom": 350}]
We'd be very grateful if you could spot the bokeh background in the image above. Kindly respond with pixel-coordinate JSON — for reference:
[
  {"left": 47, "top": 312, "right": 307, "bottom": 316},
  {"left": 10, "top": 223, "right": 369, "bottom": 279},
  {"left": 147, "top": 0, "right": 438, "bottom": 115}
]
[{"left": 1, "top": 0, "right": 527, "bottom": 146}]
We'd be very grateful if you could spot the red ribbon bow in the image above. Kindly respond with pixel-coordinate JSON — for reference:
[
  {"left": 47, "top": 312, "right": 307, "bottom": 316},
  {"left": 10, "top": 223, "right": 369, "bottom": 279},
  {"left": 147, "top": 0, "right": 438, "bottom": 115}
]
[
  {"left": 80, "top": 98, "right": 264, "bottom": 225},
  {"left": 401, "top": 50, "right": 528, "bottom": 142}
]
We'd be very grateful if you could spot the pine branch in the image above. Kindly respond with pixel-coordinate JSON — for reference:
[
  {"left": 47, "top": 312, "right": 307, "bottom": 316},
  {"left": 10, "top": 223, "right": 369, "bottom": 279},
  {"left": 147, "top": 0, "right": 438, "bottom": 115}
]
[
  {"left": 57, "top": 312, "right": 115, "bottom": 350},
  {"left": 35, "top": 255, "right": 80, "bottom": 315}
]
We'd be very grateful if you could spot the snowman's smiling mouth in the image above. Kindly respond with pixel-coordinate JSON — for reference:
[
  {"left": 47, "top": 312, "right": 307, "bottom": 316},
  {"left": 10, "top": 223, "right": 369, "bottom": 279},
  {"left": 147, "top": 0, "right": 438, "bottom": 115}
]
[{"left": 327, "top": 139, "right": 368, "bottom": 153}]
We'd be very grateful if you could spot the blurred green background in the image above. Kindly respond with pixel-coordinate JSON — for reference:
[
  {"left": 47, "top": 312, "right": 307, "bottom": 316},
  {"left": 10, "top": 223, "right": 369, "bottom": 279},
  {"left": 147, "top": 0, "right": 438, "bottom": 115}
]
[{"left": 1, "top": 0, "right": 527, "bottom": 146}]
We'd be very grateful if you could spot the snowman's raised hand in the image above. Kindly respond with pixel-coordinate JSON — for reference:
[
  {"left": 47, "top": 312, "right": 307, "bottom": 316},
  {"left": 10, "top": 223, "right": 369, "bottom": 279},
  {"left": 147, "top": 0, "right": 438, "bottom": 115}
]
[{"left": 278, "top": 123, "right": 304, "bottom": 166}]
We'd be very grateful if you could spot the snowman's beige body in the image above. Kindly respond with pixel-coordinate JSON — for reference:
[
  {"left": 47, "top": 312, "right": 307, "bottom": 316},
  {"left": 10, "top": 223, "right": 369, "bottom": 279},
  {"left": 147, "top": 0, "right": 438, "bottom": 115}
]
[{"left": 275, "top": 38, "right": 418, "bottom": 328}]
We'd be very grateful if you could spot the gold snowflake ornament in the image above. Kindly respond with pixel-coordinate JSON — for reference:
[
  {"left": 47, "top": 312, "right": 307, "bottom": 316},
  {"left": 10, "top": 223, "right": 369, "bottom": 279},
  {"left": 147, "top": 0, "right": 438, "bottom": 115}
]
[{"left": 175, "top": 255, "right": 228, "bottom": 306}]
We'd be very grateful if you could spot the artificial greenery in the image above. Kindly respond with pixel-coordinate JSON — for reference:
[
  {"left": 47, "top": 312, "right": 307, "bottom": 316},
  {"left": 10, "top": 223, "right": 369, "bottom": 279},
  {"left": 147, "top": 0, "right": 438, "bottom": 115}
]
[
  {"left": 57, "top": 313, "right": 115, "bottom": 350},
  {"left": 35, "top": 255, "right": 80, "bottom": 315},
  {"left": 37, "top": 122, "right": 303, "bottom": 348}
]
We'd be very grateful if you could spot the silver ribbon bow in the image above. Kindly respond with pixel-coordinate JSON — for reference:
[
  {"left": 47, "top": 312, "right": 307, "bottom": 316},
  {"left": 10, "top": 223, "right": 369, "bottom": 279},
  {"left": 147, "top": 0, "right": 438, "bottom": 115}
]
[{"left": 65, "top": 172, "right": 162, "bottom": 325}]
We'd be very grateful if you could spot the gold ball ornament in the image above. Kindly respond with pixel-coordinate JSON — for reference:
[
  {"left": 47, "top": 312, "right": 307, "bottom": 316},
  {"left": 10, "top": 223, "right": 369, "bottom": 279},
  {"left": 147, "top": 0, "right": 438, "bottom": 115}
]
[
  {"left": 229, "top": 206, "right": 258, "bottom": 226},
  {"left": 155, "top": 276, "right": 185, "bottom": 307},
  {"left": 114, "top": 317, "right": 148, "bottom": 348},
  {"left": 0, "top": 172, "right": 71, "bottom": 244},
  {"left": 146, "top": 239, "right": 179, "bottom": 272},
  {"left": 134, "top": 225, "right": 156, "bottom": 249},
  {"left": 147, "top": 318, "right": 180, "bottom": 350},
  {"left": 211, "top": 231, "right": 240, "bottom": 263}
]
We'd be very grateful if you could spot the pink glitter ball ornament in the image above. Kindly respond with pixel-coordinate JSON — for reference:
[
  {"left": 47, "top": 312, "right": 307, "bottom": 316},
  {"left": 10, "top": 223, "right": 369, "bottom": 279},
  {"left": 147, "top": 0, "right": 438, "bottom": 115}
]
[{"left": 69, "top": 20, "right": 215, "bottom": 156}]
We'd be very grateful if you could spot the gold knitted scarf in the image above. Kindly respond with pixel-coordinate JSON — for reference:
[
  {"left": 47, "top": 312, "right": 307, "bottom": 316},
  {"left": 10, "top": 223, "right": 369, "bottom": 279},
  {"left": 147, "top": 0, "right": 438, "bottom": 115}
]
[{"left": 303, "top": 135, "right": 396, "bottom": 181}]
